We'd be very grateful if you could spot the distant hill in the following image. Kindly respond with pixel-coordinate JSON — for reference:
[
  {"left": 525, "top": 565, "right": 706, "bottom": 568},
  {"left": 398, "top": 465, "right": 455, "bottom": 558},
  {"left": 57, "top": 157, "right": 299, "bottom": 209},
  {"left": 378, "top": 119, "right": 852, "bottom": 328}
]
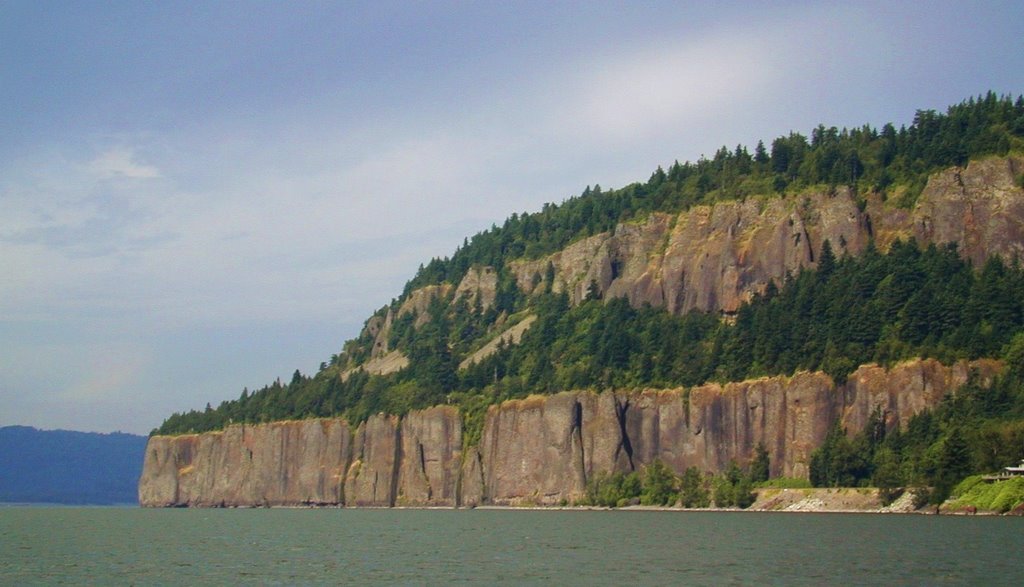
[{"left": 0, "top": 426, "right": 147, "bottom": 505}]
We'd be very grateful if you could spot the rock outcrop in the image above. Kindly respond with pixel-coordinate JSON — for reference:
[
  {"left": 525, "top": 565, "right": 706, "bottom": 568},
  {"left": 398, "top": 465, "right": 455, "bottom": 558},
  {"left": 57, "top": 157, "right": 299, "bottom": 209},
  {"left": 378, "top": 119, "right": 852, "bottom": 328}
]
[
  {"left": 138, "top": 418, "right": 351, "bottom": 507},
  {"left": 345, "top": 414, "right": 400, "bottom": 507},
  {"left": 396, "top": 406, "right": 462, "bottom": 506},
  {"left": 347, "top": 157, "right": 1023, "bottom": 377},
  {"left": 479, "top": 393, "right": 587, "bottom": 506},
  {"left": 510, "top": 156, "right": 1024, "bottom": 314},
  {"left": 141, "top": 359, "right": 999, "bottom": 507},
  {"left": 454, "top": 266, "right": 498, "bottom": 311}
]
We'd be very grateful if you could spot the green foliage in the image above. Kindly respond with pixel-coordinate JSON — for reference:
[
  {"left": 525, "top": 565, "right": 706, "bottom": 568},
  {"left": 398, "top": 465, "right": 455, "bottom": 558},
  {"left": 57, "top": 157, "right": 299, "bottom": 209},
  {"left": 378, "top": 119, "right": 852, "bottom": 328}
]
[
  {"left": 400, "top": 93, "right": 1024, "bottom": 295},
  {"left": 803, "top": 365, "right": 1024, "bottom": 507},
  {"left": 158, "top": 236, "right": 1024, "bottom": 448},
  {"left": 949, "top": 476, "right": 1024, "bottom": 513},
  {"left": 932, "top": 426, "right": 972, "bottom": 503},
  {"left": 582, "top": 471, "right": 642, "bottom": 508},
  {"left": 156, "top": 94, "right": 1024, "bottom": 476},
  {"left": 871, "top": 446, "right": 903, "bottom": 505},
  {"left": 810, "top": 421, "right": 874, "bottom": 488},
  {"left": 581, "top": 460, "right": 689, "bottom": 508},
  {"left": 709, "top": 461, "right": 757, "bottom": 508},
  {"left": 679, "top": 466, "right": 711, "bottom": 508},
  {"left": 640, "top": 460, "right": 679, "bottom": 506},
  {"left": 580, "top": 461, "right": 727, "bottom": 509},
  {"left": 750, "top": 442, "right": 770, "bottom": 484},
  {"left": 453, "top": 392, "right": 491, "bottom": 450},
  {"left": 756, "top": 477, "right": 813, "bottom": 489}
]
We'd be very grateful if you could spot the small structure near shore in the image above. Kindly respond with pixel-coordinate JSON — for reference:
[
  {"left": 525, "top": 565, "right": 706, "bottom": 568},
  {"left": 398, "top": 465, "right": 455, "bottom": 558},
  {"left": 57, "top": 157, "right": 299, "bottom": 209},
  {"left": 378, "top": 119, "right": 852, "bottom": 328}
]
[
  {"left": 982, "top": 459, "right": 1024, "bottom": 482},
  {"left": 1005, "top": 460, "right": 1024, "bottom": 476}
]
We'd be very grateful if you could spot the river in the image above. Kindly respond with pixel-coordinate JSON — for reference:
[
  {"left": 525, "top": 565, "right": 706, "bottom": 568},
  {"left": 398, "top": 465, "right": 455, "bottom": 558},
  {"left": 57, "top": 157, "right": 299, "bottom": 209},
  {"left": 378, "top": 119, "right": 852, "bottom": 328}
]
[{"left": 1, "top": 507, "right": 1019, "bottom": 585}]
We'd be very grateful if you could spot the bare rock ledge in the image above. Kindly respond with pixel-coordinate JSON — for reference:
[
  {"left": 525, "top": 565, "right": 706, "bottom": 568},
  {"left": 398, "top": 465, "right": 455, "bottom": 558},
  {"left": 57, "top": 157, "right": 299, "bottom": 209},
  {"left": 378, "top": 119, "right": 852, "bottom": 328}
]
[{"left": 140, "top": 358, "right": 999, "bottom": 507}]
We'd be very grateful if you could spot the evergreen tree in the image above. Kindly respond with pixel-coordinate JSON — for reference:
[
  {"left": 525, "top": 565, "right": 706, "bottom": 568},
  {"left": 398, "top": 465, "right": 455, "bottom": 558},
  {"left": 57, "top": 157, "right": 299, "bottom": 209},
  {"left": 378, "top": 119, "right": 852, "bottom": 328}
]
[{"left": 750, "top": 442, "right": 770, "bottom": 483}]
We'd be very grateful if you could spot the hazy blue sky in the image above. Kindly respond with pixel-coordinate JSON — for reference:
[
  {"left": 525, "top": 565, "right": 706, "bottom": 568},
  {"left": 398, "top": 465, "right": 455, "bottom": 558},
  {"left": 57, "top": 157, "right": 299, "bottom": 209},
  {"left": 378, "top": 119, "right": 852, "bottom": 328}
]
[{"left": 3, "top": 1, "right": 1023, "bottom": 434}]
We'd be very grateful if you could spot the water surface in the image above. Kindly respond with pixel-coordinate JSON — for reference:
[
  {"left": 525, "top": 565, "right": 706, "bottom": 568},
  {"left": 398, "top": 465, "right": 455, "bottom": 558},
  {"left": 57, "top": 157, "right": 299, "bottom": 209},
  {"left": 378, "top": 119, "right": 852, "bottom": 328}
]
[{"left": 1, "top": 508, "right": 1019, "bottom": 585}]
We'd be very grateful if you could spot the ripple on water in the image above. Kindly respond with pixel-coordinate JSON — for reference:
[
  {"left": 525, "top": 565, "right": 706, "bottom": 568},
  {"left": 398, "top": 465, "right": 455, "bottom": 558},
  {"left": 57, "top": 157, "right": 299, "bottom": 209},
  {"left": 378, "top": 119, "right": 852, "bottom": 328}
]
[{"left": 1, "top": 508, "right": 1023, "bottom": 585}]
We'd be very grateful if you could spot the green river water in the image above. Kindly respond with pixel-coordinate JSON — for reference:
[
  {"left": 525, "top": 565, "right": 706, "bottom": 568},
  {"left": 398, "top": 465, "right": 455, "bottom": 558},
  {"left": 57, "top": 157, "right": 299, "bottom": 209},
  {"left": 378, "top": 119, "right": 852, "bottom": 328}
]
[{"left": 1, "top": 507, "right": 1020, "bottom": 585}]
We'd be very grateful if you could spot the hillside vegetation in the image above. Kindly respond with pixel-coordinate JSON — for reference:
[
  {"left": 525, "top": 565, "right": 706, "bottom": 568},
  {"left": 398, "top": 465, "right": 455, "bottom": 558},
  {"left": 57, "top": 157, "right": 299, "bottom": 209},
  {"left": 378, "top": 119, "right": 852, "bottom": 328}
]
[{"left": 156, "top": 94, "right": 1024, "bottom": 500}]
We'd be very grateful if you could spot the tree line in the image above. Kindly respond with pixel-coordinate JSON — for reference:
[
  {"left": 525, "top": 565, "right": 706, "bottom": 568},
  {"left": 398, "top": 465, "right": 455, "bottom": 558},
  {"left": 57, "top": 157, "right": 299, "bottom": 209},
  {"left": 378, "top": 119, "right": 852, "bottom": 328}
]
[
  {"left": 154, "top": 94, "right": 1024, "bottom": 497},
  {"left": 401, "top": 93, "right": 1024, "bottom": 296},
  {"left": 157, "top": 238, "right": 1024, "bottom": 460}
]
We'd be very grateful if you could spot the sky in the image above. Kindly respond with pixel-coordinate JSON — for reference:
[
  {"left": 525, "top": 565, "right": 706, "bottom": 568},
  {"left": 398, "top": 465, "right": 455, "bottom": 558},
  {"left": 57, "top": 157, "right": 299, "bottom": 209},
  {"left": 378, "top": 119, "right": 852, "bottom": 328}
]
[{"left": 2, "top": 1, "right": 1023, "bottom": 435}]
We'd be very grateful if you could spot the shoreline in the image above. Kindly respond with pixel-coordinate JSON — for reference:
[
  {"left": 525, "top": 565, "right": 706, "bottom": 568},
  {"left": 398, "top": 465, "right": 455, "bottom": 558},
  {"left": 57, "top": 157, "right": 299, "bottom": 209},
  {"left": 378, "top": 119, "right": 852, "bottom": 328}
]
[{"left": 129, "top": 487, "right": 1017, "bottom": 515}]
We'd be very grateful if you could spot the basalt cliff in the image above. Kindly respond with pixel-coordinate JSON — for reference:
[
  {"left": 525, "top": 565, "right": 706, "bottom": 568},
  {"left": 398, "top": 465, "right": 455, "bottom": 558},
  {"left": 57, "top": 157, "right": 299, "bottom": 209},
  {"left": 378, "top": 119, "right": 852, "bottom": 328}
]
[
  {"left": 359, "top": 155, "right": 1024, "bottom": 373},
  {"left": 141, "top": 151, "right": 1024, "bottom": 507},
  {"left": 140, "top": 358, "right": 999, "bottom": 507},
  {"left": 507, "top": 156, "right": 1023, "bottom": 315}
]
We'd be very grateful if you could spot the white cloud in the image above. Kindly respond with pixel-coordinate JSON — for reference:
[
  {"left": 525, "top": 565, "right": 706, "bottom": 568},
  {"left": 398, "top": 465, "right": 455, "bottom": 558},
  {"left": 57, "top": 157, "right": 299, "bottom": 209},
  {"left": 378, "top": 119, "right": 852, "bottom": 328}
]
[
  {"left": 565, "top": 34, "right": 780, "bottom": 143},
  {"left": 88, "top": 147, "right": 161, "bottom": 179},
  {"left": 0, "top": 3, "right": 927, "bottom": 433}
]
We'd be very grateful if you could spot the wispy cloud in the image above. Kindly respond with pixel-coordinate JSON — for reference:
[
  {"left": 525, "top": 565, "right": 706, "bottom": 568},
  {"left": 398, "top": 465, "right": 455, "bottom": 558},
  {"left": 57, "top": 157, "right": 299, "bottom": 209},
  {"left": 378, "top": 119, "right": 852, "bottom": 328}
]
[
  {"left": 88, "top": 147, "right": 161, "bottom": 179},
  {"left": 2, "top": 1, "right": 1016, "bottom": 433},
  {"left": 561, "top": 33, "right": 781, "bottom": 144}
]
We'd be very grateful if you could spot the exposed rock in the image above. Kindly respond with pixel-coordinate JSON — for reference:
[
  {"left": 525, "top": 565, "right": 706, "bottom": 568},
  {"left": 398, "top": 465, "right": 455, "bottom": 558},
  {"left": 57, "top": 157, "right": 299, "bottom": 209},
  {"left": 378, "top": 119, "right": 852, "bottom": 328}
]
[
  {"left": 396, "top": 406, "right": 462, "bottom": 507},
  {"left": 349, "top": 350, "right": 409, "bottom": 379},
  {"left": 399, "top": 284, "right": 453, "bottom": 328},
  {"left": 344, "top": 414, "right": 400, "bottom": 507},
  {"left": 348, "top": 283, "right": 455, "bottom": 374},
  {"left": 687, "top": 371, "right": 839, "bottom": 479},
  {"left": 479, "top": 393, "right": 587, "bottom": 505},
  {"left": 138, "top": 419, "right": 351, "bottom": 507},
  {"left": 366, "top": 308, "right": 393, "bottom": 359},
  {"left": 578, "top": 391, "right": 633, "bottom": 478},
  {"left": 454, "top": 266, "right": 498, "bottom": 311},
  {"left": 620, "top": 388, "right": 690, "bottom": 473},
  {"left": 841, "top": 358, "right": 1003, "bottom": 434},
  {"left": 617, "top": 373, "right": 838, "bottom": 481},
  {"left": 907, "top": 156, "right": 1024, "bottom": 268},
  {"left": 139, "top": 359, "right": 1000, "bottom": 507},
  {"left": 459, "top": 314, "right": 537, "bottom": 370},
  {"left": 348, "top": 159, "right": 1024, "bottom": 379},
  {"left": 510, "top": 232, "right": 614, "bottom": 304},
  {"left": 511, "top": 156, "right": 1024, "bottom": 315},
  {"left": 751, "top": 487, "right": 888, "bottom": 512},
  {"left": 458, "top": 446, "right": 485, "bottom": 508}
]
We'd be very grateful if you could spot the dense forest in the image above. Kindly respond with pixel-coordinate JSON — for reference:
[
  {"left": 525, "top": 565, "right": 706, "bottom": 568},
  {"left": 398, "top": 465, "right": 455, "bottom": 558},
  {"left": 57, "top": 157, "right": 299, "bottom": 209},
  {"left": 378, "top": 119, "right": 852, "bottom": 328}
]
[{"left": 157, "top": 94, "right": 1024, "bottom": 497}]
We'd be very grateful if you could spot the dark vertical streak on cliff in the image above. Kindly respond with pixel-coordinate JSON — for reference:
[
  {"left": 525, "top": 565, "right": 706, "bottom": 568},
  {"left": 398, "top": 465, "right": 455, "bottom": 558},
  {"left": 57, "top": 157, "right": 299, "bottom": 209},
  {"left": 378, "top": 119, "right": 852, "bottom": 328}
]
[
  {"left": 389, "top": 420, "right": 402, "bottom": 507},
  {"left": 572, "top": 399, "right": 586, "bottom": 486},
  {"left": 616, "top": 397, "right": 635, "bottom": 472}
]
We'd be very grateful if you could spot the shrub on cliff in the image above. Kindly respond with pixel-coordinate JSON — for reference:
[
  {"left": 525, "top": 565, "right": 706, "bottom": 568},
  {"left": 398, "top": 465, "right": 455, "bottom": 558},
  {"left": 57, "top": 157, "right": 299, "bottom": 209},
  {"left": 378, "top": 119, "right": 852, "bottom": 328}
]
[
  {"left": 639, "top": 460, "right": 679, "bottom": 506},
  {"left": 582, "top": 471, "right": 642, "bottom": 508},
  {"left": 710, "top": 462, "right": 756, "bottom": 508},
  {"left": 581, "top": 461, "right": 691, "bottom": 508},
  {"left": 679, "top": 466, "right": 711, "bottom": 508}
]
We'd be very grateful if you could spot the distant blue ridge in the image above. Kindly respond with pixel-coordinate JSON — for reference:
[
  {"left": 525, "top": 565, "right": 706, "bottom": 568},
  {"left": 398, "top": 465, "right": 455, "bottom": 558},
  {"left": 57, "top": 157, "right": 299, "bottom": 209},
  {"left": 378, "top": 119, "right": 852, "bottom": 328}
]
[{"left": 0, "top": 426, "right": 147, "bottom": 505}]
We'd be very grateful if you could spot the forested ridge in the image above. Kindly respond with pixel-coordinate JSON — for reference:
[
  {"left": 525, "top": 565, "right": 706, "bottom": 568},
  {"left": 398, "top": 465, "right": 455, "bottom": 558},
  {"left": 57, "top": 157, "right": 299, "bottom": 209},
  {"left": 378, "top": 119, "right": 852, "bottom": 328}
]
[
  {"left": 156, "top": 94, "right": 1024, "bottom": 499},
  {"left": 404, "top": 91, "right": 1024, "bottom": 294},
  {"left": 0, "top": 427, "right": 146, "bottom": 504}
]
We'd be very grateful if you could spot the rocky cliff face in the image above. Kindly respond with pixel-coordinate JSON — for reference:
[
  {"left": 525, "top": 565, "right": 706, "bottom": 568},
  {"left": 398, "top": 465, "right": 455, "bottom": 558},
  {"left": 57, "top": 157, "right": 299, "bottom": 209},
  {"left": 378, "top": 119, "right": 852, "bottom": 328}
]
[
  {"left": 140, "top": 358, "right": 999, "bottom": 507},
  {"left": 348, "top": 157, "right": 1022, "bottom": 374},
  {"left": 396, "top": 406, "right": 463, "bottom": 506},
  {"left": 509, "top": 156, "right": 1024, "bottom": 314},
  {"left": 138, "top": 419, "right": 351, "bottom": 507}
]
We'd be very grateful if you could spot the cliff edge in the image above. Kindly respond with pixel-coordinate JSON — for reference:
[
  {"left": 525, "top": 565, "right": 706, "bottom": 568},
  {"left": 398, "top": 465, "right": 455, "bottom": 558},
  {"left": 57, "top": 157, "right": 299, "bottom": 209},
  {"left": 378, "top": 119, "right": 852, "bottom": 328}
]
[{"left": 140, "top": 358, "right": 998, "bottom": 507}]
